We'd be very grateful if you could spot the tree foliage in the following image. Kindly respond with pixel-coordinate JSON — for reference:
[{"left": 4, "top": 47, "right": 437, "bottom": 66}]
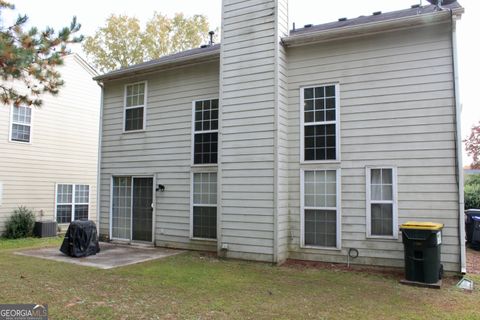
[
  {"left": 0, "top": 0, "right": 83, "bottom": 107},
  {"left": 465, "top": 175, "right": 480, "bottom": 210},
  {"left": 464, "top": 121, "right": 480, "bottom": 169},
  {"left": 83, "top": 13, "right": 214, "bottom": 73}
]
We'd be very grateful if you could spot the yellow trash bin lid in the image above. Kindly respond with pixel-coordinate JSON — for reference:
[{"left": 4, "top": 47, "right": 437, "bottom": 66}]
[{"left": 400, "top": 221, "right": 444, "bottom": 230}]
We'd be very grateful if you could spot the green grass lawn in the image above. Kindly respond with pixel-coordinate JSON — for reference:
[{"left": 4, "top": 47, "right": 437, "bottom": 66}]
[{"left": 1, "top": 238, "right": 479, "bottom": 319}]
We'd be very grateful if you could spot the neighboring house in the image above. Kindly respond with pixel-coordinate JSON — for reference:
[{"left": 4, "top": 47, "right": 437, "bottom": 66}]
[
  {"left": 94, "top": 1, "right": 466, "bottom": 273},
  {"left": 0, "top": 54, "right": 100, "bottom": 232},
  {"left": 464, "top": 166, "right": 480, "bottom": 176}
]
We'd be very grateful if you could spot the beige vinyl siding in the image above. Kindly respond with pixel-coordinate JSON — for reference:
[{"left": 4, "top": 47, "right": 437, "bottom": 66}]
[
  {"left": 287, "top": 24, "right": 460, "bottom": 271},
  {"left": 99, "top": 61, "right": 219, "bottom": 251},
  {"left": 220, "top": 0, "right": 284, "bottom": 262},
  {"left": 0, "top": 55, "right": 100, "bottom": 231}
]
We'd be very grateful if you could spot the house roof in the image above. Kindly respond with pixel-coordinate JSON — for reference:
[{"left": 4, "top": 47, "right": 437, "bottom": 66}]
[
  {"left": 67, "top": 53, "right": 99, "bottom": 77},
  {"left": 289, "top": 2, "right": 462, "bottom": 37},
  {"left": 93, "top": 44, "right": 220, "bottom": 81},
  {"left": 282, "top": 2, "right": 464, "bottom": 46},
  {"left": 94, "top": 3, "right": 464, "bottom": 82}
]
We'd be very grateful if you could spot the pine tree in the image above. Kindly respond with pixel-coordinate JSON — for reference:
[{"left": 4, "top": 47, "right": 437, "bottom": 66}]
[{"left": 0, "top": 0, "right": 83, "bottom": 107}]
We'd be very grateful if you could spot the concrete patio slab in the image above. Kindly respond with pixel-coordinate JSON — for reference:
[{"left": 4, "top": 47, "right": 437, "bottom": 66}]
[{"left": 15, "top": 242, "right": 184, "bottom": 269}]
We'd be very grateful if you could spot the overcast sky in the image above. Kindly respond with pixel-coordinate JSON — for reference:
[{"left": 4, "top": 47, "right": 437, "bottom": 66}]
[{"left": 3, "top": 0, "right": 478, "bottom": 164}]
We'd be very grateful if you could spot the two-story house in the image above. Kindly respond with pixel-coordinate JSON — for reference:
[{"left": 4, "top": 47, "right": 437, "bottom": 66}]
[
  {"left": 94, "top": 1, "right": 466, "bottom": 273},
  {"left": 0, "top": 54, "right": 100, "bottom": 232}
]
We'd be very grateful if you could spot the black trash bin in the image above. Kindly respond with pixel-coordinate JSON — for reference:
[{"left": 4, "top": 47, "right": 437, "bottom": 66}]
[
  {"left": 400, "top": 221, "right": 444, "bottom": 284},
  {"left": 60, "top": 220, "right": 100, "bottom": 257},
  {"left": 470, "top": 216, "right": 480, "bottom": 251},
  {"left": 465, "top": 209, "right": 480, "bottom": 243}
]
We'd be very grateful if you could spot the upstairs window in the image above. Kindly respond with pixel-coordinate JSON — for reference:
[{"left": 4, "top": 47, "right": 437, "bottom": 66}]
[
  {"left": 11, "top": 106, "right": 32, "bottom": 143},
  {"left": 301, "top": 85, "right": 339, "bottom": 162},
  {"left": 366, "top": 167, "right": 398, "bottom": 238},
  {"left": 193, "top": 99, "right": 218, "bottom": 165},
  {"left": 124, "top": 82, "right": 146, "bottom": 131}
]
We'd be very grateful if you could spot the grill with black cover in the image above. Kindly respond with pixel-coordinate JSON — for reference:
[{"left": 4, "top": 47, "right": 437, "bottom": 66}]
[{"left": 60, "top": 220, "right": 100, "bottom": 257}]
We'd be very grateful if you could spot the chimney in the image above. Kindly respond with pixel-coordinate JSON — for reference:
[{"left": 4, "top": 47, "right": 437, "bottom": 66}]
[{"left": 219, "top": 0, "right": 289, "bottom": 263}]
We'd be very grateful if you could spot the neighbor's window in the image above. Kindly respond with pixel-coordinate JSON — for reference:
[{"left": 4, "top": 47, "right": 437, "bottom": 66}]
[
  {"left": 11, "top": 106, "right": 32, "bottom": 143},
  {"left": 124, "top": 82, "right": 146, "bottom": 131},
  {"left": 192, "top": 172, "right": 217, "bottom": 239},
  {"left": 193, "top": 99, "right": 218, "bottom": 164},
  {"left": 301, "top": 85, "right": 338, "bottom": 161},
  {"left": 56, "top": 184, "right": 90, "bottom": 223},
  {"left": 302, "top": 170, "right": 339, "bottom": 248},
  {"left": 366, "top": 168, "right": 397, "bottom": 238}
]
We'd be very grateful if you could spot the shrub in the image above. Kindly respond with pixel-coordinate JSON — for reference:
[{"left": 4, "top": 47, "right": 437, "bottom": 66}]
[
  {"left": 3, "top": 206, "right": 36, "bottom": 239},
  {"left": 465, "top": 175, "right": 480, "bottom": 210}
]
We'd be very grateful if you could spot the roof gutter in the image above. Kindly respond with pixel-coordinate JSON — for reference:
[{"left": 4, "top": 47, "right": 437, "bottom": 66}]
[
  {"left": 70, "top": 53, "right": 99, "bottom": 77},
  {"left": 93, "top": 49, "right": 220, "bottom": 82},
  {"left": 450, "top": 11, "right": 466, "bottom": 274},
  {"left": 282, "top": 8, "right": 464, "bottom": 47}
]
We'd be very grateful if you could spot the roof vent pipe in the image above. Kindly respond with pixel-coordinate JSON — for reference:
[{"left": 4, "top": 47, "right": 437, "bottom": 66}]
[
  {"left": 208, "top": 31, "right": 215, "bottom": 46},
  {"left": 426, "top": 0, "right": 457, "bottom": 11}
]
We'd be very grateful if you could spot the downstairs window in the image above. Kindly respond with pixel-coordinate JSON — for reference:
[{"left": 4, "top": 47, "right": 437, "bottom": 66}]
[
  {"left": 56, "top": 184, "right": 89, "bottom": 223},
  {"left": 302, "top": 169, "right": 340, "bottom": 248},
  {"left": 366, "top": 167, "right": 398, "bottom": 238}
]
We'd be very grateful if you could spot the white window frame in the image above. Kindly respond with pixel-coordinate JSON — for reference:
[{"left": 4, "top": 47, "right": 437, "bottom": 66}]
[
  {"left": 191, "top": 98, "right": 219, "bottom": 167},
  {"left": 366, "top": 166, "right": 398, "bottom": 239},
  {"left": 190, "top": 171, "right": 218, "bottom": 241},
  {"left": 9, "top": 105, "right": 33, "bottom": 144},
  {"left": 54, "top": 183, "right": 90, "bottom": 224},
  {"left": 123, "top": 81, "right": 147, "bottom": 133},
  {"left": 109, "top": 175, "right": 156, "bottom": 244},
  {"left": 299, "top": 83, "right": 340, "bottom": 164},
  {"left": 300, "top": 168, "right": 342, "bottom": 250}
]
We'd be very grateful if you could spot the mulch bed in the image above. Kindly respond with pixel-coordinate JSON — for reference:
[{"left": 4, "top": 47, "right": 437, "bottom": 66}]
[
  {"left": 282, "top": 259, "right": 404, "bottom": 278},
  {"left": 467, "top": 247, "right": 480, "bottom": 274},
  {"left": 282, "top": 259, "right": 462, "bottom": 286}
]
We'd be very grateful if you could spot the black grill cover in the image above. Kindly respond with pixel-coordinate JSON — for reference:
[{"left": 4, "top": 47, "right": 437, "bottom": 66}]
[{"left": 60, "top": 220, "right": 100, "bottom": 257}]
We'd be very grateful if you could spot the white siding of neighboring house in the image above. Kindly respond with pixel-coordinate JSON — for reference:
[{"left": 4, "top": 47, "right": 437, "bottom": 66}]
[
  {"left": 98, "top": 61, "right": 220, "bottom": 251},
  {"left": 286, "top": 24, "right": 461, "bottom": 271},
  {"left": 0, "top": 54, "right": 100, "bottom": 232}
]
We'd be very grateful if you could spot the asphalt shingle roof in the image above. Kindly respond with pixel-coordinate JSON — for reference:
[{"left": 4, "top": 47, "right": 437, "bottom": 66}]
[
  {"left": 95, "top": 2, "right": 462, "bottom": 81},
  {"left": 94, "top": 44, "right": 220, "bottom": 80},
  {"left": 290, "top": 2, "right": 461, "bottom": 36}
]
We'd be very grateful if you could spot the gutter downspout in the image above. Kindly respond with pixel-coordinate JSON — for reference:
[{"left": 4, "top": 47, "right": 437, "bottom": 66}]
[
  {"left": 272, "top": 1, "right": 280, "bottom": 265},
  {"left": 96, "top": 83, "right": 104, "bottom": 237},
  {"left": 451, "top": 13, "right": 466, "bottom": 274}
]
